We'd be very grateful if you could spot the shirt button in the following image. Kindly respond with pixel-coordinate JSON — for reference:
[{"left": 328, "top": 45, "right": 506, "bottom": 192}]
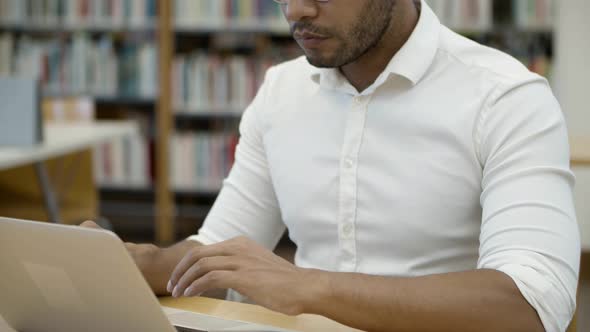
[
  {"left": 342, "top": 223, "right": 353, "bottom": 236},
  {"left": 353, "top": 97, "right": 363, "bottom": 107},
  {"left": 344, "top": 158, "right": 354, "bottom": 168}
]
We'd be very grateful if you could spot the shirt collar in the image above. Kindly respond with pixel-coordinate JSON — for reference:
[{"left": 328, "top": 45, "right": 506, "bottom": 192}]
[{"left": 310, "top": 0, "right": 440, "bottom": 90}]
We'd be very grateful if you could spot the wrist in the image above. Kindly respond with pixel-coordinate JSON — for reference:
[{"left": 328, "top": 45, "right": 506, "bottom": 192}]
[
  {"left": 298, "top": 268, "right": 333, "bottom": 315},
  {"left": 129, "top": 243, "right": 160, "bottom": 272},
  {"left": 126, "top": 243, "right": 167, "bottom": 294}
]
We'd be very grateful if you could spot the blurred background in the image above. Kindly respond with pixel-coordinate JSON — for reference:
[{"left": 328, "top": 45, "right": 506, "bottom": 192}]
[{"left": 0, "top": 0, "right": 588, "bottom": 330}]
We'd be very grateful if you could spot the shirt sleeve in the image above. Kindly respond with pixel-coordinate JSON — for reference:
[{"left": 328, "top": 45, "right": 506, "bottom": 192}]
[
  {"left": 476, "top": 78, "right": 580, "bottom": 332},
  {"left": 188, "top": 69, "right": 286, "bottom": 249}
]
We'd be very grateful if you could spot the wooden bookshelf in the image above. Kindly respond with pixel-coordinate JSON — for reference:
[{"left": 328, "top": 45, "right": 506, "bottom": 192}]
[{"left": 155, "top": 0, "right": 175, "bottom": 244}]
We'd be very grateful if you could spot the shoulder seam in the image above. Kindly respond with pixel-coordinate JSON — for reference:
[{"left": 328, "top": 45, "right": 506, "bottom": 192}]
[
  {"left": 436, "top": 42, "right": 536, "bottom": 85},
  {"left": 473, "top": 80, "right": 504, "bottom": 169}
]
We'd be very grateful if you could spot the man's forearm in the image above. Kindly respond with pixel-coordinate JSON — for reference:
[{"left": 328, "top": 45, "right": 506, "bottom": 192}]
[
  {"left": 131, "top": 240, "right": 201, "bottom": 295},
  {"left": 302, "top": 269, "right": 544, "bottom": 332}
]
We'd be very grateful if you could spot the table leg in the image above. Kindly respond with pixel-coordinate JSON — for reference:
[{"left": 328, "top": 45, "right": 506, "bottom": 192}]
[{"left": 34, "top": 162, "right": 61, "bottom": 223}]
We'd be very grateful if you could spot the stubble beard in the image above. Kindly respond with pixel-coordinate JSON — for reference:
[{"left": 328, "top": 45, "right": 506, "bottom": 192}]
[{"left": 305, "top": 0, "right": 396, "bottom": 68}]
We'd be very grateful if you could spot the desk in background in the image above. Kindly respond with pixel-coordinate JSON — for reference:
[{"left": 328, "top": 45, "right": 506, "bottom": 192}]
[
  {"left": 571, "top": 137, "right": 590, "bottom": 166},
  {"left": 0, "top": 121, "right": 137, "bottom": 223}
]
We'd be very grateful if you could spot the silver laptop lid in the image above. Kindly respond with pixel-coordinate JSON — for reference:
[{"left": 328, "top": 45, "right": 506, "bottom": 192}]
[{"left": 0, "top": 217, "right": 175, "bottom": 332}]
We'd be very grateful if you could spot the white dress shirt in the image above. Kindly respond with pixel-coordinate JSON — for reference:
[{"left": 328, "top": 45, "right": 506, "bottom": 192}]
[{"left": 189, "top": 2, "right": 580, "bottom": 331}]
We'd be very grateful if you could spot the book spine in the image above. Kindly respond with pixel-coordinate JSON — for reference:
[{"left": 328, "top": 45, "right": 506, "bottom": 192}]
[
  {"left": 174, "top": 0, "right": 284, "bottom": 28},
  {"left": 428, "top": 0, "right": 492, "bottom": 30},
  {"left": 173, "top": 53, "right": 285, "bottom": 114},
  {"left": 169, "top": 131, "right": 239, "bottom": 192}
]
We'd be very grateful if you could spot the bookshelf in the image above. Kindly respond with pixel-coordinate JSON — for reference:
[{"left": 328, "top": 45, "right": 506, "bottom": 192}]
[
  {"left": 0, "top": 0, "right": 560, "bottom": 244},
  {"left": 166, "top": 0, "right": 298, "bottom": 243},
  {"left": 156, "top": 0, "right": 174, "bottom": 244},
  {"left": 0, "top": 0, "right": 166, "bottom": 240}
]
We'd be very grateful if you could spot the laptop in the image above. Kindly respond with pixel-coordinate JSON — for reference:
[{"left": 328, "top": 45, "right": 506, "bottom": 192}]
[{"left": 0, "top": 217, "right": 294, "bottom": 332}]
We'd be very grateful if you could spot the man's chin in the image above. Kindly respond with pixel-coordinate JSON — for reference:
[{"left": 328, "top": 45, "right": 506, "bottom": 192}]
[
  {"left": 304, "top": 54, "right": 340, "bottom": 68},
  {"left": 303, "top": 47, "right": 355, "bottom": 68}
]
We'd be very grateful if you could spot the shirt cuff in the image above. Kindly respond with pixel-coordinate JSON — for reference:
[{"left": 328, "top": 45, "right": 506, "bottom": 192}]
[
  {"left": 497, "top": 264, "right": 575, "bottom": 332},
  {"left": 186, "top": 233, "right": 216, "bottom": 246}
]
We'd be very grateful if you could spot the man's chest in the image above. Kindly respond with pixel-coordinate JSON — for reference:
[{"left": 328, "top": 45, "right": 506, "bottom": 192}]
[{"left": 261, "top": 96, "right": 484, "bottom": 259}]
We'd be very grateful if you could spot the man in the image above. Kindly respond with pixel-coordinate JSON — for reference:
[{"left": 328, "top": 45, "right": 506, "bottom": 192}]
[{"left": 85, "top": 0, "right": 580, "bottom": 331}]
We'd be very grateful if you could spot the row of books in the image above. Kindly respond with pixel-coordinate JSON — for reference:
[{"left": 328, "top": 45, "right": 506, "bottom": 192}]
[
  {"left": 0, "top": 0, "right": 157, "bottom": 28},
  {"left": 172, "top": 53, "right": 273, "bottom": 114},
  {"left": 0, "top": 33, "right": 157, "bottom": 98},
  {"left": 175, "top": 0, "right": 285, "bottom": 29},
  {"left": 0, "top": 0, "right": 555, "bottom": 33},
  {"left": 513, "top": 0, "right": 554, "bottom": 29},
  {"left": 427, "top": 0, "right": 555, "bottom": 31},
  {"left": 428, "top": 0, "right": 492, "bottom": 31},
  {"left": 170, "top": 132, "right": 239, "bottom": 191},
  {"left": 93, "top": 133, "right": 151, "bottom": 188},
  {"left": 94, "top": 110, "right": 152, "bottom": 188},
  {"left": 95, "top": 131, "right": 240, "bottom": 191}
]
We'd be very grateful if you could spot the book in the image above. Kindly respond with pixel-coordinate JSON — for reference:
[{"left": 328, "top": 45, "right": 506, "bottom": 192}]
[
  {"left": 175, "top": 0, "right": 285, "bottom": 31},
  {"left": 93, "top": 113, "right": 151, "bottom": 188},
  {"left": 513, "top": 0, "right": 554, "bottom": 29},
  {"left": 172, "top": 52, "right": 274, "bottom": 114},
  {"left": 171, "top": 131, "right": 239, "bottom": 191},
  {"left": 0, "top": 33, "right": 13, "bottom": 76},
  {"left": 427, "top": 0, "right": 493, "bottom": 31}
]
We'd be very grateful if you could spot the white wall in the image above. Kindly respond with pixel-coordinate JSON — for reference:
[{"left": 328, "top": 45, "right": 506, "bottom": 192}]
[
  {"left": 555, "top": 0, "right": 590, "bottom": 138},
  {"left": 555, "top": 2, "right": 590, "bottom": 329},
  {"left": 555, "top": 0, "right": 590, "bottom": 250}
]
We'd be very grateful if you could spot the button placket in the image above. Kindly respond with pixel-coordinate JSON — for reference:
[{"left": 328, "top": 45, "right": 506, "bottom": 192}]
[{"left": 337, "top": 94, "right": 371, "bottom": 272}]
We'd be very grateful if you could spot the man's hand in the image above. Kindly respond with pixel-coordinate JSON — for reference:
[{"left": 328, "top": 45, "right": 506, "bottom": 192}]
[
  {"left": 80, "top": 220, "right": 159, "bottom": 269},
  {"left": 80, "top": 220, "right": 197, "bottom": 295},
  {"left": 167, "top": 236, "right": 320, "bottom": 316},
  {"left": 79, "top": 220, "right": 103, "bottom": 230}
]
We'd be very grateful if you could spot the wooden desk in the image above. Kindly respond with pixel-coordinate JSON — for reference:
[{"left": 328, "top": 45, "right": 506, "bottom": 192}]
[
  {"left": 0, "top": 121, "right": 137, "bottom": 171},
  {"left": 159, "top": 297, "right": 361, "bottom": 332},
  {"left": 0, "top": 121, "right": 137, "bottom": 223},
  {"left": 571, "top": 137, "right": 590, "bottom": 166}
]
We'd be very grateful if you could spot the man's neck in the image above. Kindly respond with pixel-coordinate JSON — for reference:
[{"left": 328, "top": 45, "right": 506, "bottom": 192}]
[{"left": 340, "top": 0, "right": 420, "bottom": 93}]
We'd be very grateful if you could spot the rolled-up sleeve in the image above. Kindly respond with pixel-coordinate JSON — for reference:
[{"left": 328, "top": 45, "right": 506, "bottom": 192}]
[
  {"left": 476, "top": 78, "right": 580, "bottom": 332},
  {"left": 188, "top": 68, "right": 286, "bottom": 249}
]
